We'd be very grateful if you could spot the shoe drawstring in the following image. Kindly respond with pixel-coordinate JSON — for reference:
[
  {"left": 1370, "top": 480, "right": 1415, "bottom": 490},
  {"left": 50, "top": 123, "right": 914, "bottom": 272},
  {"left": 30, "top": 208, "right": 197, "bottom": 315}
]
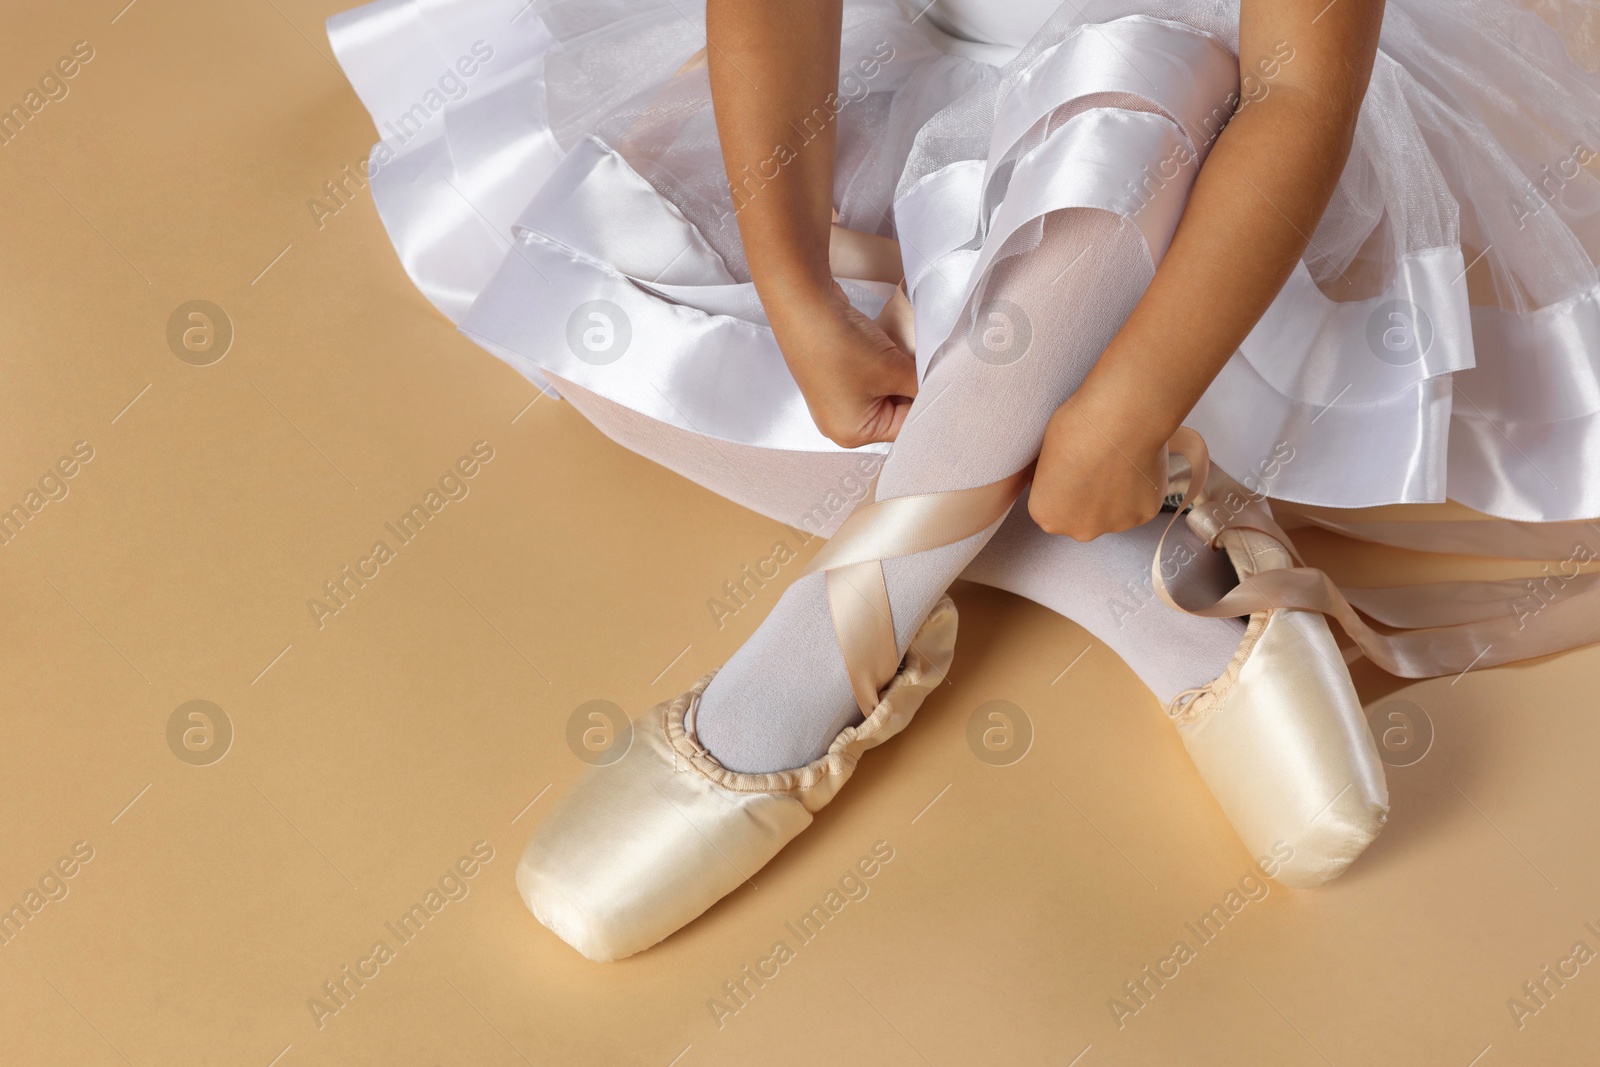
[{"left": 1166, "top": 685, "right": 1211, "bottom": 722}]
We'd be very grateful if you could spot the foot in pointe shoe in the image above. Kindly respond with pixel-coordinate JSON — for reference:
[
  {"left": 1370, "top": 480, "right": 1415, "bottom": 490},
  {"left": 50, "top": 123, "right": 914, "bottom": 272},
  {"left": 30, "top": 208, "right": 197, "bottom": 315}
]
[
  {"left": 516, "top": 597, "right": 956, "bottom": 962},
  {"left": 517, "top": 463, "right": 1026, "bottom": 960},
  {"left": 1161, "top": 449, "right": 1389, "bottom": 889}
]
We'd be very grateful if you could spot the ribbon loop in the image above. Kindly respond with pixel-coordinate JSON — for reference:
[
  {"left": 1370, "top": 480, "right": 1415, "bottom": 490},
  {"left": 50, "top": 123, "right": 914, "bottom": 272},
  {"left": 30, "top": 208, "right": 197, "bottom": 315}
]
[{"left": 1155, "top": 429, "right": 1600, "bottom": 679}]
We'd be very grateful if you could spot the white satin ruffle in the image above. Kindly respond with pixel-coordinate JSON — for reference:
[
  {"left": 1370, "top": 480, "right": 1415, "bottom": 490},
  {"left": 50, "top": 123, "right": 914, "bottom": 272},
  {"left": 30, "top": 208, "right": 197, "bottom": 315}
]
[{"left": 327, "top": 0, "right": 1600, "bottom": 523}]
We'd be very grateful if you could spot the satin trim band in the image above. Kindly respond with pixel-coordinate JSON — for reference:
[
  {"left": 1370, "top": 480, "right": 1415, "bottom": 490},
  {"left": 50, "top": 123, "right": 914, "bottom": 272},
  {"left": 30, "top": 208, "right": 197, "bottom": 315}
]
[
  {"left": 1155, "top": 429, "right": 1600, "bottom": 678},
  {"left": 332, "top": 0, "right": 1600, "bottom": 521},
  {"left": 800, "top": 466, "right": 1032, "bottom": 716}
]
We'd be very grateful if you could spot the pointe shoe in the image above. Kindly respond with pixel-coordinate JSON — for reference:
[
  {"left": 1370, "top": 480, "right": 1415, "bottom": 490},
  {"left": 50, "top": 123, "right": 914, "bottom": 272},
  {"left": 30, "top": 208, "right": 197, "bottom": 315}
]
[
  {"left": 517, "top": 596, "right": 957, "bottom": 962},
  {"left": 518, "top": 459, "right": 1028, "bottom": 960},
  {"left": 1160, "top": 433, "right": 1389, "bottom": 889}
]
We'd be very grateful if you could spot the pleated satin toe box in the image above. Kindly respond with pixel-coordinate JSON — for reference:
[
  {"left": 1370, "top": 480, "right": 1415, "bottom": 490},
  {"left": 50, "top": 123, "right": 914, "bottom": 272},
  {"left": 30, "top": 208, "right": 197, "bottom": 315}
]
[{"left": 516, "top": 684, "right": 813, "bottom": 963}]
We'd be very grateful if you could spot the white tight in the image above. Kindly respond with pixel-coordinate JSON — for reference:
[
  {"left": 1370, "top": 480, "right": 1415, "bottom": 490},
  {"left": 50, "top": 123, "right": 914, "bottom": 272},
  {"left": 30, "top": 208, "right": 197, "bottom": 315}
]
[{"left": 694, "top": 208, "right": 1244, "bottom": 773}]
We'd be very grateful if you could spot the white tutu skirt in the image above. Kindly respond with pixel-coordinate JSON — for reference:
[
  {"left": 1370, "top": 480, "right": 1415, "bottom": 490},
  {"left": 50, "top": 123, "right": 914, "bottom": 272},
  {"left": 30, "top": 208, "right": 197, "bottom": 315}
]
[{"left": 327, "top": 0, "right": 1600, "bottom": 526}]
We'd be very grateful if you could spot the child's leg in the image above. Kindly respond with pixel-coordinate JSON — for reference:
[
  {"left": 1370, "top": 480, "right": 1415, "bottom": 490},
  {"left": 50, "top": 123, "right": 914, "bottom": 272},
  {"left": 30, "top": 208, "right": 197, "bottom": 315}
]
[
  {"left": 962, "top": 492, "right": 1249, "bottom": 702},
  {"left": 696, "top": 208, "right": 1242, "bottom": 772}
]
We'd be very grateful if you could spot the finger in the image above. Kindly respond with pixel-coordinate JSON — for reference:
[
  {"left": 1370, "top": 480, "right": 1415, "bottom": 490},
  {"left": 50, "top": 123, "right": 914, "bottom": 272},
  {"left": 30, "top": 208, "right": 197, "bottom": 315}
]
[
  {"left": 883, "top": 396, "right": 912, "bottom": 440},
  {"left": 860, "top": 395, "right": 913, "bottom": 444},
  {"left": 868, "top": 343, "right": 919, "bottom": 402}
]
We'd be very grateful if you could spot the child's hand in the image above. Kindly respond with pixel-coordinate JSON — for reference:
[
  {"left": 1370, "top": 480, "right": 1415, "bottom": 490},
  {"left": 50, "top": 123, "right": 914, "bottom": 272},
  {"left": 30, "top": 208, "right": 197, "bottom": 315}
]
[
  {"left": 1030, "top": 389, "right": 1170, "bottom": 541},
  {"left": 769, "top": 281, "right": 918, "bottom": 448}
]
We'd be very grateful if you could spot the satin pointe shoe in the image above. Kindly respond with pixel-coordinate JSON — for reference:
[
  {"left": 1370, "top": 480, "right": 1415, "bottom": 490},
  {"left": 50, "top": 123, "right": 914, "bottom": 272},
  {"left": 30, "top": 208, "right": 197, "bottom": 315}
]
[
  {"left": 517, "top": 467, "right": 1029, "bottom": 961},
  {"left": 516, "top": 598, "right": 955, "bottom": 962},
  {"left": 1157, "top": 430, "right": 1389, "bottom": 889}
]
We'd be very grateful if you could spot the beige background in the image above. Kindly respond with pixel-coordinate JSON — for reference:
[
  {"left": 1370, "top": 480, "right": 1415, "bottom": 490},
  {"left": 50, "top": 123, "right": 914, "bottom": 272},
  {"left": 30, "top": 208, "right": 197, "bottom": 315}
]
[{"left": 3, "top": 1, "right": 1599, "bottom": 1064}]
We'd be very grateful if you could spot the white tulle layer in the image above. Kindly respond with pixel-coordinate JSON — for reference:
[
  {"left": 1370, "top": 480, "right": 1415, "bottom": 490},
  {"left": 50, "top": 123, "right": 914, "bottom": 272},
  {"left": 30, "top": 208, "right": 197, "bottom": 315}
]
[{"left": 328, "top": 0, "right": 1600, "bottom": 522}]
